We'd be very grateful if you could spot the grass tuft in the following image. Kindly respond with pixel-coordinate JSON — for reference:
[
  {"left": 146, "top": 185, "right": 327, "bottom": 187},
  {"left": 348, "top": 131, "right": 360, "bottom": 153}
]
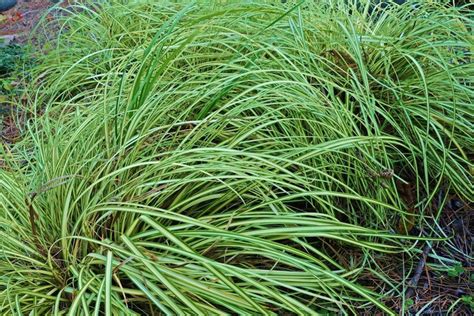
[{"left": 1, "top": 1, "right": 472, "bottom": 314}]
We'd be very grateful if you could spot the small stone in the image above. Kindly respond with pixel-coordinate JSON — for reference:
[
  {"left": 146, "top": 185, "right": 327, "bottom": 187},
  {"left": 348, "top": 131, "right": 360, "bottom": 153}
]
[
  {"left": 0, "top": 35, "right": 15, "bottom": 47},
  {"left": 449, "top": 199, "right": 464, "bottom": 210},
  {"left": 0, "top": 0, "right": 17, "bottom": 12}
]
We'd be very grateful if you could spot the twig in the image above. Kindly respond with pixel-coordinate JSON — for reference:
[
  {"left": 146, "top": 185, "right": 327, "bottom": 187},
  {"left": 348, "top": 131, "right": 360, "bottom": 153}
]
[{"left": 406, "top": 242, "right": 432, "bottom": 299}]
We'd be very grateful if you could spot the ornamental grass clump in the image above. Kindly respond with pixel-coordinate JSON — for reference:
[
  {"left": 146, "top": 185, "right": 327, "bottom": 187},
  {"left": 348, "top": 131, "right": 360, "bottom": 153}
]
[{"left": 1, "top": 1, "right": 472, "bottom": 314}]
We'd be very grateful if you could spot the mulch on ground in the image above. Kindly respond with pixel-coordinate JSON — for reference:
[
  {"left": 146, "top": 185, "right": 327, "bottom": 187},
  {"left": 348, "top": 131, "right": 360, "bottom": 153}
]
[{"left": 0, "top": 0, "right": 68, "bottom": 43}]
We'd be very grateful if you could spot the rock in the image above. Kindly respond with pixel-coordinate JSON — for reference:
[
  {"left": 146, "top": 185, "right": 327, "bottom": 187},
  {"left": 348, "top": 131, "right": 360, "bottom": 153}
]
[
  {"left": 0, "top": 35, "right": 15, "bottom": 47},
  {"left": 0, "top": 0, "right": 17, "bottom": 12}
]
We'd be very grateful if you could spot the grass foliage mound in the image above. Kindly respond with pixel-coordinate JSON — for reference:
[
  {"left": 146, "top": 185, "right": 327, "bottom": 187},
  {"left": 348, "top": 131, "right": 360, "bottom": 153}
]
[{"left": 1, "top": 1, "right": 472, "bottom": 314}]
